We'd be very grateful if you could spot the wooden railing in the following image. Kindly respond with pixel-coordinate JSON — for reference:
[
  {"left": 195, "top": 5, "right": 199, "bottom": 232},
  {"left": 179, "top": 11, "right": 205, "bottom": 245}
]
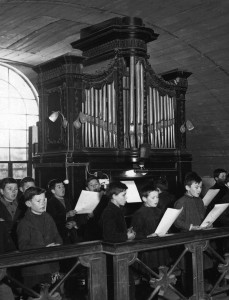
[{"left": 1, "top": 228, "right": 229, "bottom": 300}]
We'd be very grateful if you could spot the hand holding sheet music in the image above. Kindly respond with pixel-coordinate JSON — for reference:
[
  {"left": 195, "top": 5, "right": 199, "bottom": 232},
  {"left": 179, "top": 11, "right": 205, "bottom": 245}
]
[
  {"left": 74, "top": 190, "right": 100, "bottom": 214},
  {"left": 200, "top": 203, "right": 229, "bottom": 228},
  {"left": 147, "top": 207, "right": 183, "bottom": 237}
]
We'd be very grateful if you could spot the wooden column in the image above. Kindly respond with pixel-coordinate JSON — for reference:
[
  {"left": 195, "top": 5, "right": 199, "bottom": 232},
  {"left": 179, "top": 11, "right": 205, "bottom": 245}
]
[
  {"left": 80, "top": 253, "right": 108, "bottom": 300},
  {"left": 112, "top": 253, "right": 136, "bottom": 300}
]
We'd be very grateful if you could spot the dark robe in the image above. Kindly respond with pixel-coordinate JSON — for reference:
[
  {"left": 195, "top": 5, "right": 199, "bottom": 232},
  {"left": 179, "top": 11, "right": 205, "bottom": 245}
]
[
  {"left": 0, "top": 221, "right": 16, "bottom": 254},
  {"left": 207, "top": 182, "right": 228, "bottom": 213},
  {"left": 100, "top": 202, "right": 135, "bottom": 299},
  {"left": 84, "top": 194, "right": 109, "bottom": 241},
  {"left": 0, "top": 197, "right": 24, "bottom": 247},
  {"left": 174, "top": 194, "right": 205, "bottom": 231},
  {"left": 131, "top": 205, "right": 170, "bottom": 270},
  {"left": 46, "top": 195, "right": 79, "bottom": 244},
  {"left": 174, "top": 194, "right": 213, "bottom": 270},
  {"left": 17, "top": 209, "right": 62, "bottom": 278},
  {"left": 157, "top": 191, "right": 176, "bottom": 214},
  {"left": 100, "top": 202, "right": 127, "bottom": 243}
]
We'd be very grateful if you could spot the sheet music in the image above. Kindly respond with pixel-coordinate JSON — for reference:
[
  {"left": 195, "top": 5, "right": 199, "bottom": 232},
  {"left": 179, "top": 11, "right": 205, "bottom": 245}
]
[
  {"left": 121, "top": 181, "right": 142, "bottom": 203},
  {"left": 200, "top": 203, "right": 229, "bottom": 228},
  {"left": 154, "top": 207, "right": 183, "bottom": 236},
  {"left": 202, "top": 189, "right": 220, "bottom": 206},
  {"left": 74, "top": 190, "right": 100, "bottom": 214}
]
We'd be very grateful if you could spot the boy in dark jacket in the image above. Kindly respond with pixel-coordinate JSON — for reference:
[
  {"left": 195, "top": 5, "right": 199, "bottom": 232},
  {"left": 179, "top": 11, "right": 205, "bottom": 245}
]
[
  {"left": 17, "top": 186, "right": 62, "bottom": 291},
  {"left": 100, "top": 181, "right": 135, "bottom": 242},
  {"left": 0, "top": 177, "right": 23, "bottom": 246},
  {"left": 100, "top": 181, "right": 135, "bottom": 300},
  {"left": 0, "top": 220, "right": 16, "bottom": 300},
  {"left": 46, "top": 179, "right": 79, "bottom": 244},
  {"left": 132, "top": 184, "right": 171, "bottom": 271}
]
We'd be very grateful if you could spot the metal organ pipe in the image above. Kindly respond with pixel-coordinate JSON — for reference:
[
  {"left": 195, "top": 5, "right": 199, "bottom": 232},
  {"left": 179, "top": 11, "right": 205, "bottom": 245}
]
[
  {"left": 94, "top": 89, "right": 99, "bottom": 147},
  {"left": 102, "top": 85, "right": 107, "bottom": 148},
  {"left": 129, "top": 55, "right": 136, "bottom": 148},
  {"left": 112, "top": 82, "right": 117, "bottom": 148},
  {"left": 140, "top": 63, "right": 144, "bottom": 146},
  {"left": 99, "top": 89, "right": 103, "bottom": 147}
]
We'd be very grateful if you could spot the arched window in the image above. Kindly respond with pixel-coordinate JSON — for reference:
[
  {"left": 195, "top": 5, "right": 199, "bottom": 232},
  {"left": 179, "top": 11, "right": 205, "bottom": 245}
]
[{"left": 0, "top": 63, "right": 39, "bottom": 179}]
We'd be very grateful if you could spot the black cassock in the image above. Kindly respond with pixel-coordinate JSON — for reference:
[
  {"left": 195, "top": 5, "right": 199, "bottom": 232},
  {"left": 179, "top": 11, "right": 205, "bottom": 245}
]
[{"left": 131, "top": 205, "right": 171, "bottom": 271}]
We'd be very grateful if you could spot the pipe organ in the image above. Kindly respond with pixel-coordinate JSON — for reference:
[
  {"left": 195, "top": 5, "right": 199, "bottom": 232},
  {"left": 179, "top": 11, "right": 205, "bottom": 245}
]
[
  {"left": 33, "top": 17, "right": 192, "bottom": 200},
  {"left": 80, "top": 57, "right": 177, "bottom": 151}
]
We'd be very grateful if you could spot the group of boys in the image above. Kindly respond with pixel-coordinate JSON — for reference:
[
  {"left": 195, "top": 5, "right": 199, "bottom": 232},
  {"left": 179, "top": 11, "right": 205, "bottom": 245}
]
[{"left": 1, "top": 169, "right": 229, "bottom": 299}]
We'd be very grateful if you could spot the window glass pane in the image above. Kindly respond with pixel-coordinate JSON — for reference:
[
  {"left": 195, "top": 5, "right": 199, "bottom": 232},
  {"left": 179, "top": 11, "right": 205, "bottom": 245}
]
[
  {"left": 0, "top": 148, "right": 9, "bottom": 160},
  {"left": 9, "top": 97, "right": 26, "bottom": 114},
  {"left": 0, "top": 80, "right": 8, "bottom": 97},
  {"left": 0, "top": 130, "right": 9, "bottom": 146},
  {"left": 0, "top": 63, "right": 38, "bottom": 169},
  {"left": 0, "top": 98, "right": 8, "bottom": 114},
  {"left": 24, "top": 99, "right": 38, "bottom": 114},
  {"left": 9, "top": 84, "right": 21, "bottom": 98},
  {"left": 0, "top": 114, "right": 10, "bottom": 129},
  {"left": 0, "top": 66, "right": 8, "bottom": 81},
  {"left": 13, "top": 163, "right": 27, "bottom": 179},
  {"left": 9, "top": 70, "right": 34, "bottom": 99},
  {"left": 0, "top": 163, "right": 8, "bottom": 179},
  {"left": 9, "top": 115, "right": 27, "bottom": 130},
  {"left": 27, "top": 115, "right": 39, "bottom": 127},
  {"left": 10, "top": 130, "right": 27, "bottom": 147},
  {"left": 10, "top": 148, "right": 27, "bottom": 161}
]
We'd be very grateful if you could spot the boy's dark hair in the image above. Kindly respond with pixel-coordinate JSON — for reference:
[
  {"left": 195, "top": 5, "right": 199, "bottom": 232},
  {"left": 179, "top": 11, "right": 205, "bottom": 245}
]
[
  {"left": 154, "top": 177, "right": 168, "bottom": 192},
  {"left": 106, "top": 181, "right": 128, "bottom": 200},
  {"left": 20, "top": 176, "right": 35, "bottom": 188},
  {"left": 24, "top": 186, "right": 46, "bottom": 202},
  {"left": 141, "top": 184, "right": 158, "bottom": 199},
  {"left": 47, "top": 179, "right": 63, "bottom": 190},
  {"left": 184, "top": 172, "right": 202, "bottom": 187},
  {"left": 1, "top": 177, "right": 17, "bottom": 190},
  {"left": 213, "top": 168, "right": 227, "bottom": 179},
  {"left": 86, "top": 176, "right": 99, "bottom": 187}
]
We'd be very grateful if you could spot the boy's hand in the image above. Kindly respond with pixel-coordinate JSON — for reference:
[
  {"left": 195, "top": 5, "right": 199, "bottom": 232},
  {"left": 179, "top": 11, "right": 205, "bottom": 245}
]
[
  {"left": 66, "top": 210, "right": 77, "bottom": 218},
  {"left": 46, "top": 243, "right": 56, "bottom": 247},
  {"left": 201, "top": 221, "right": 213, "bottom": 229},
  {"left": 147, "top": 233, "right": 158, "bottom": 238},
  {"left": 87, "top": 212, "right": 94, "bottom": 219},
  {"left": 189, "top": 224, "right": 202, "bottom": 231},
  {"left": 66, "top": 221, "right": 77, "bottom": 229},
  {"left": 46, "top": 243, "right": 61, "bottom": 247},
  {"left": 127, "top": 227, "right": 136, "bottom": 240}
]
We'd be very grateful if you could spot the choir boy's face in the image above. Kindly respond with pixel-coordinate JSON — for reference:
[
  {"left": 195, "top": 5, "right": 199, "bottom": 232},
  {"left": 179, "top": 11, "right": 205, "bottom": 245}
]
[
  {"left": 1, "top": 183, "right": 18, "bottom": 202},
  {"left": 186, "top": 181, "right": 202, "bottom": 198},
  {"left": 26, "top": 193, "right": 47, "bottom": 215},
  {"left": 52, "top": 182, "right": 65, "bottom": 199},
  {"left": 216, "top": 172, "right": 227, "bottom": 184},
  {"left": 87, "top": 179, "right": 101, "bottom": 192},
  {"left": 111, "top": 190, "right": 127, "bottom": 207},
  {"left": 143, "top": 191, "right": 159, "bottom": 207}
]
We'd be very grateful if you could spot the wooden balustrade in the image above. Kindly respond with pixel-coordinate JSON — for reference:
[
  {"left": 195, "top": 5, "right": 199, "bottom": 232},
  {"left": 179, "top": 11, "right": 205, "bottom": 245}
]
[{"left": 1, "top": 229, "right": 229, "bottom": 299}]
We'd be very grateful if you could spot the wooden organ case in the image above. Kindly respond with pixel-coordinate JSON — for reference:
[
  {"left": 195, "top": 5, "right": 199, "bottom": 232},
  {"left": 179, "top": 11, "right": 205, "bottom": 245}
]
[{"left": 33, "top": 17, "right": 192, "bottom": 200}]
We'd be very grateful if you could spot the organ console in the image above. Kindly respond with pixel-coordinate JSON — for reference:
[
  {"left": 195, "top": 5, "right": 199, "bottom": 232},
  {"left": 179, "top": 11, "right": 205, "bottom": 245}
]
[{"left": 33, "top": 17, "right": 192, "bottom": 201}]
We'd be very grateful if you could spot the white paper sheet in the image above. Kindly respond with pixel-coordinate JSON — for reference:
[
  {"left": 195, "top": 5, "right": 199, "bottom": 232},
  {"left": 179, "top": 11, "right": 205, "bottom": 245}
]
[
  {"left": 121, "top": 181, "right": 142, "bottom": 203},
  {"left": 200, "top": 203, "right": 229, "bottom": 228},
  {"left": 202, "top": 189, "right": 220, "bottom": 206},
  {"left": 154, "top": 207, "right": 183, "bottom": 236},
  {"left": 74, "top": 190, "right": 100, "bottom": 214}
]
